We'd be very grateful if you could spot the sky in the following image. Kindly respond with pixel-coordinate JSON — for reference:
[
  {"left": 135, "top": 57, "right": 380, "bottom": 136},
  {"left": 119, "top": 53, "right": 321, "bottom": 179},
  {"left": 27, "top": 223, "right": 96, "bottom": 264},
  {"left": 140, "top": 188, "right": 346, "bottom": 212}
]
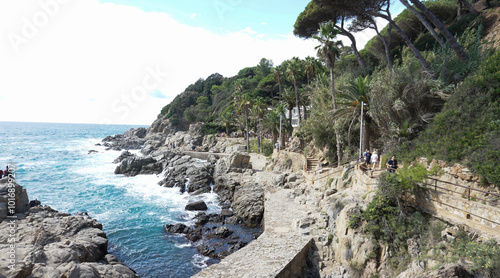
[{"left": 0, "top": 0, "right": 404, "bottom": 125}]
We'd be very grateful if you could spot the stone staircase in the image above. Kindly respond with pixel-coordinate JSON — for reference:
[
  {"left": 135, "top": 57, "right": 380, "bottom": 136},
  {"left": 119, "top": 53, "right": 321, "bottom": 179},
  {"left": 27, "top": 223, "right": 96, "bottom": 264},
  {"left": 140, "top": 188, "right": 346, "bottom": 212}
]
[{"left": 306, "top": 157, "right": 320, "bottom": 172}]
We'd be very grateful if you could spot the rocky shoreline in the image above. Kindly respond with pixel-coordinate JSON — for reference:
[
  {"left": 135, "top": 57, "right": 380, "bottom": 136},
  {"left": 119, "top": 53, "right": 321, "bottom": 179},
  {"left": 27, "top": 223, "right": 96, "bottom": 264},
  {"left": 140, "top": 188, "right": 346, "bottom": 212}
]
[
  {"left": 103, "top": 118, "right": 267, "bottom": 264},
  {"left": 0, "top": 178, "right": 138, "bottom": 278}
]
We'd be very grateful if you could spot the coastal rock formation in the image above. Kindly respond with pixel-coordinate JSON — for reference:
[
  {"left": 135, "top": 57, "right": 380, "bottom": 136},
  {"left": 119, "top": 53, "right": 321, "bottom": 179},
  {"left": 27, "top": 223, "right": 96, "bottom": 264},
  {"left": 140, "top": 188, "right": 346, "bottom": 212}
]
[
  {"left": 0, "top": 178, "right": 29, "bottom": 221},
  {"left": 0, "top": 180, "right": 138, "bottom": 278},
  {"left": 232, "top": 182, "right": 264, "bottom": 226},
  {"left": 101, "top": 127, "right": 147, "bottom": 151},
  {"left": 114, "top": 155, "right": 162, "bottom": 176},
  {"left": 159, "top": 155, "right": 214, "bottom": 193}
]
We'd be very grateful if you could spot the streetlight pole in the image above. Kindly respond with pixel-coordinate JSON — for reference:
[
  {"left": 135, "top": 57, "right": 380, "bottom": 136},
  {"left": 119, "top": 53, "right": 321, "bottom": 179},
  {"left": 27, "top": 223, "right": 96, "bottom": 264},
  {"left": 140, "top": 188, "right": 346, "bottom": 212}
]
[
  {"left": 359, "top": 101, "right": 364, "bottom": 159},
  {"left": 279, "top": 114, "right": 282, "bottom": 151}
]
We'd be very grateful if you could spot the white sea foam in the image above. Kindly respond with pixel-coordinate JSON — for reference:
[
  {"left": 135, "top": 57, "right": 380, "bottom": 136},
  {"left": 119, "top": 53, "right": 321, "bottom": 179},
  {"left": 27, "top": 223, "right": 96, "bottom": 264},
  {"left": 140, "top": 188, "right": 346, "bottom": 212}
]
[{"left": 191, "top": 254, "right": 210, "bottom": 269}]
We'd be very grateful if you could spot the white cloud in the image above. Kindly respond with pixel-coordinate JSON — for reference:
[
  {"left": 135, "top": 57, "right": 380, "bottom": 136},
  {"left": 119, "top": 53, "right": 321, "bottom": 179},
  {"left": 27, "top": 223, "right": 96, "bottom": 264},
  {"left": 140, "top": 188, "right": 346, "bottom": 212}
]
[{"left": 0, "top": 0, "right": 374, "bottom": 125}]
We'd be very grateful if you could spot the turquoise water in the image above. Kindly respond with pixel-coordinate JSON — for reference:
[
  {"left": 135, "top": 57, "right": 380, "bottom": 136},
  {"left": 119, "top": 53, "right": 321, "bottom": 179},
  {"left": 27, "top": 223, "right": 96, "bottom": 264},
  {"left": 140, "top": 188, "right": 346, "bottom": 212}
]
[{"left": 0, "top": 122, "right": 221, "bottom": 277}]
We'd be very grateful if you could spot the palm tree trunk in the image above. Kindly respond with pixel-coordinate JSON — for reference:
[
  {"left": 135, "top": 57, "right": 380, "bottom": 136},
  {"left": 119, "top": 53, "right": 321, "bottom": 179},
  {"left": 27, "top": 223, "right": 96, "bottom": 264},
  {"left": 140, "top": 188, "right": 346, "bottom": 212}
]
[
  {"left": 294, "top": 83, "right": 302, "bottom": 125},
  {"left": 409, "top": 0, "right": 468, "bottom": 61},
  {"left": 363, "top": 121, "right": 370, "bottom": 152},
  {"left": 245, "top": 108, "right": 250, "bottom": 152},
  {"left": 336, "top": 132, "right": 342, "bottom": 168},
  {"left": 400, "top": 0, "right": 446, "bottom": 47},
  {"left": 330, "top": 68, "right": 336, "bottom": 108}
]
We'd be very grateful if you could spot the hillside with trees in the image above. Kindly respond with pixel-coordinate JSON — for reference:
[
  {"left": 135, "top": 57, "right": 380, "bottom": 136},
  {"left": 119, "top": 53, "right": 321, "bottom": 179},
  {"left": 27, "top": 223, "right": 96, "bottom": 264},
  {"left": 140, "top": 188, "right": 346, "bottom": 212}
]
[{"left": 159, "top": 0, "right": 499, "bottom": 186}]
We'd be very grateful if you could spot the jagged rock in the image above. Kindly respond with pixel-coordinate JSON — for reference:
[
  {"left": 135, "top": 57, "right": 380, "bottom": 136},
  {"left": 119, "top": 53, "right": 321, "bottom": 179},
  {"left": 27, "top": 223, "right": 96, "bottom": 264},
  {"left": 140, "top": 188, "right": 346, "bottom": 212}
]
[
  {"left": 429, "top": 263, "right": 473, "bottom": 278},
  {"left": 197, "top": 245, "right": 215, "bottom": 257},
  {"left": 29, "top": 199, "right": 41, "bottom": 207},
  {"left": 164, "top": 223, "right": 190, "bottom": 234},
  {"left": 225, "top": 216, "right": 243, "bottom": 225},
  {"left": 114, "top": 155, "right": 162, "bottom": 176},
  {"left": 207, "top": 226, "right": 233, "bottom": 239},
  {"left": 232, "top": 182, "right": 264, "bottom": 226},
  {"left": 0, "top": 184, "right": 138, "bottom": 278},
  {"left": 185, "top": 200, "right": 208, "bottom": 211},
  {"left": 0, "top": 179, "right": 29, "bottom": 221},
  {"left": 102, "top": 132, "right": 146, "bottom": 151},
  {"left": 113, "top": 150, "right": 134, "bottom": 163}
]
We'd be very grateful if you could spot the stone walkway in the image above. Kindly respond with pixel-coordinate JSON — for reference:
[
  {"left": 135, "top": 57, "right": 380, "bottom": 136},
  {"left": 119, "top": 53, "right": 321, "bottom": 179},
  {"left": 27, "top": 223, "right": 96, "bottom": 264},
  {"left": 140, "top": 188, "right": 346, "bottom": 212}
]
[{"left": 192, "top": 187, "right": 313, "bottom": 278}]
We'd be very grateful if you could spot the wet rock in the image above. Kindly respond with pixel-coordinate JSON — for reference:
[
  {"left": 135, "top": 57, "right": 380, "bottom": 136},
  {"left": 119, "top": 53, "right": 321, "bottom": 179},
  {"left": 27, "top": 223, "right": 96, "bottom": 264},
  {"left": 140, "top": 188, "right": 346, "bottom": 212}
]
[
  {"left": 164, "top": 223, "right": 190, "bottom": 234},
  {"left": 207, "top": 226, "right": 233, "bottom": 239},
  {"left": 197, "top": 245, "right": 216, "bottom": 257},
  {"left": 114, "top": 155, "right": 162, "bottom": 176},
  {"left": 185, "top": 200, "right": 208, "bottom": 211},
  {"left": 0, "top": 182, "right": 138, "bottom": 278}
]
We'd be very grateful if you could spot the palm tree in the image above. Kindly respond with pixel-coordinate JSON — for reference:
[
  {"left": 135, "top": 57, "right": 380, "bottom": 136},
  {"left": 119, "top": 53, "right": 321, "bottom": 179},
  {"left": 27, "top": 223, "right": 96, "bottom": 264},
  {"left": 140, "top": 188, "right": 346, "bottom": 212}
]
[
  {"left": 281, "top": 88, "right": 296, "bottom": 129},
  {"left": 304, "top": 56, "right": 321, "bottom": 84},
  {"left": 285, "top": 57, "right": 304, "bottom": 125},
  {"left": 252, "top": 97, "right": 267, "bottom": 153},
  {"left": 314, "top": 21, "right": 344, "bottom": 166},
  {"left": 334, "top": 76, "right": 371, "bottom": 151},
  {"left": 272, "top": 64, "right": 286, "bottom": 95},
  {"left": 219, "top": 110, "right": 234, "bottom": 136},
  {"left": 236, "top": 93, "right": 253, "bottom": 152},
  {"left": 314, "top": 21, "right": 343, "bottom": 108},
  {"left": 263, "top": 104, "right": 288, "bottom": 146}
]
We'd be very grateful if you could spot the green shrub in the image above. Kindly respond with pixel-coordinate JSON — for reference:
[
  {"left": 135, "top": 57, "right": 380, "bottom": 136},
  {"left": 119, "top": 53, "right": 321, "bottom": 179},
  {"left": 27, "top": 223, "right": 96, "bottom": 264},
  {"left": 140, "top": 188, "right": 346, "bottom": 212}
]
[
  {"left": 409, "top": 51, "right": 500, "bottom": 186},
  {"left": 263, "top": 142, "right": 273, "bottom": 156},
  {"left": 202, "top": 123, "right": 225, "bottom": 135}
]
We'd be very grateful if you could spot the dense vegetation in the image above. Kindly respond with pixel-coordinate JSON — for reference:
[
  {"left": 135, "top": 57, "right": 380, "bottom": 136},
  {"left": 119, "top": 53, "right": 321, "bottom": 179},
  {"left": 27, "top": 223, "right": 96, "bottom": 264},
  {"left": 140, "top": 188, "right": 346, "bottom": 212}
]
[{"left": 159, "top": 0, "right": 499, "bottom": 186}]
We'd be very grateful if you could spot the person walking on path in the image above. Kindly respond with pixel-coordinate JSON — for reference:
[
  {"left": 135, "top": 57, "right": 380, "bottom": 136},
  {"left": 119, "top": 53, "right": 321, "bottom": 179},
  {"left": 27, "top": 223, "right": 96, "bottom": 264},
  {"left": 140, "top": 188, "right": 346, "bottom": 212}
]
[
  {"left": 364, "top": 149, "right": 372, "bottom": 166},
  {"left": 371, "top": 151, "right": 379, "bottom": 170},
  {"left": 386, "top": 155, "right": 398, "bottom": 173}
]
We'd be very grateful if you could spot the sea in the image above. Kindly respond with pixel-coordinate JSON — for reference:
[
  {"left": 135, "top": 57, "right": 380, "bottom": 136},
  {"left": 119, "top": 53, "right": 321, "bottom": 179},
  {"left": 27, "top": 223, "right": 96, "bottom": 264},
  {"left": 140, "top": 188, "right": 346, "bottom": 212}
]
[{"left": 0, "top": 121, "right": 222, "bottom": 278}]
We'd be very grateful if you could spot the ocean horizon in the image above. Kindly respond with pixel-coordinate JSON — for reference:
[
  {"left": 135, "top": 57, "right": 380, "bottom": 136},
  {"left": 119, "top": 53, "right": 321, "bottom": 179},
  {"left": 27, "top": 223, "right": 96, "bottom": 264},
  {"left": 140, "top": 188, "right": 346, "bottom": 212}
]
[{"left": 0, "top": 121, "right": 221, "bottom": 278}]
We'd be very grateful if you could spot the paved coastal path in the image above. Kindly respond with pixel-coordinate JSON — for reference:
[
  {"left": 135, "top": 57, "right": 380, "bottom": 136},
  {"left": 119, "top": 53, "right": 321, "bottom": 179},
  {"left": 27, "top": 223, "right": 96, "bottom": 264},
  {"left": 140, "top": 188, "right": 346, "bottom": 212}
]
[{"left": 193, "top": 155, "right": 313, "bottom": 278}]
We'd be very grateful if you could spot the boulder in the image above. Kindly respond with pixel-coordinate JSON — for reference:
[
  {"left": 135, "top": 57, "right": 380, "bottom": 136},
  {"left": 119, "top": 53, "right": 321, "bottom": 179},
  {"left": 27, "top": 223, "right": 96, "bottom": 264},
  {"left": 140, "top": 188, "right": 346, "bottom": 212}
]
[
  {"left": 0, "top": 178, "right": 30, "bottom": 221},
  {"left": 207, "top": 226, "right": 233, "bottom": 239},
  {"left": 232, "top": 182, "right": 264, "bottom": 226},
  {"left": 185, "top": 200, "right": 208, "bottom": 211},
  {"left": 429, "top": 263, "right": 473, "bottom": 278},
  {"left": 114, "top": 155, "right": 162, "bottom": 176},
  {"left": 0, "top": 201, "right": 138, "bottom": 277},
  {"left": 164, "top": 223, "right": 190, "bottom": 234}
]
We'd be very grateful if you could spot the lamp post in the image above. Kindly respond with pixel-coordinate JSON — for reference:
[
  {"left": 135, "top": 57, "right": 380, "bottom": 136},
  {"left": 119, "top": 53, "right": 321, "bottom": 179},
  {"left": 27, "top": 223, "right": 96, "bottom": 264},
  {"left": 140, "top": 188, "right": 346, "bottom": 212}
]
[
  {"left": 279, "top": 114, "right": 282, "bottom": 151},
  {"left": 359, "top": 101, "right": 365, "bottom": 159}
]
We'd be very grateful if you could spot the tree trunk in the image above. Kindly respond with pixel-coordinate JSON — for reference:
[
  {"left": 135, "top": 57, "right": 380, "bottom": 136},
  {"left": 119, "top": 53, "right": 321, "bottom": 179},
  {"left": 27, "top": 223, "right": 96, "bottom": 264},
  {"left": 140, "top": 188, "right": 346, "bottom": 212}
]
[
  {"left": 330, "top": 68, "right": 336, "bottom": 108},
  {"left": 363, "top": 120, "right": 370, "bottom": 152},
  {"left": 303, "top": 105, "right": 307, "bottom": 120},
  {"left": 294, "top": 83, "right": 302, "bottom": 125},
  {"left": 400, "top": 0, "right": 446, "bottom": 47},
  {"left": 335, "top": 132, "right": 342, "bottom": 168},
  {"left": 457, "top": 0, "right": 477, "bottom": 14},
  {"left": 245, "top": 108, "right": 250, "bottom": 152},
  {"left": 372, "top": 20, "right": 394, "bottom": 70},
  {"left": 410, "top": 0, "right": 468, "bottom": 61},
  {"left": 384, "top": 16, "right": 436, "bottom": 79},
  {"left": 338, "top": 29, "right": 367, "bottom": 72}
]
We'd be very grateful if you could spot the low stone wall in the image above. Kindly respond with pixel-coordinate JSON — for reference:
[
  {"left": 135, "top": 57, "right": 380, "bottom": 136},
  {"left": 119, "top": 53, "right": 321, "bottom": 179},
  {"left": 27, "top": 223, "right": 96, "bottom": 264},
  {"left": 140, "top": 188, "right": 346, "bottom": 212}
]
[{"left": 181, "top": 151, "right": 230, "bottom": 161}]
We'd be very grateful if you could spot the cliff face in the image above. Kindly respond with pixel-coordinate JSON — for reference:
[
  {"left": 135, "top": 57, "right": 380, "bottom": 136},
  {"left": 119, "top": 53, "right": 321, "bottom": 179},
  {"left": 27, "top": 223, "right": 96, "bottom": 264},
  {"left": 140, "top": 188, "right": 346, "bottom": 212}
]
[{"left": 0, "top": 179, "right": 138, "bottom": 278}]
